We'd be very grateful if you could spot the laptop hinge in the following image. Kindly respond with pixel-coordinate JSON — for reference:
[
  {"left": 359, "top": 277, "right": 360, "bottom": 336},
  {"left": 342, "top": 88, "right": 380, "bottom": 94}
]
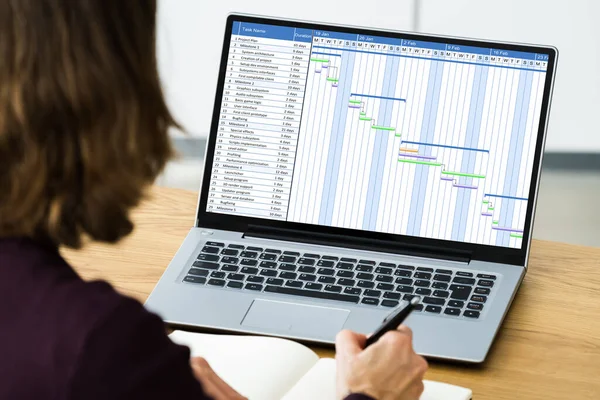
[{"left": 243, "top": 225, "right": 471, "bottom": 264}]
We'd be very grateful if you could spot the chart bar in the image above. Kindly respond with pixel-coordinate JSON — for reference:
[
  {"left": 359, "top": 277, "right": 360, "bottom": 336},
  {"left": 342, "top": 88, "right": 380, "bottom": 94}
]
[
  {"left": 401, "top": 141, "right": 490, "bottom": 153},
  {"left": 481, "top": 212, "right": 493, "bottom": 217},
  {"left": 348, "top": 100, "right": 362, "bottom": 104},
  {"left": 442, "top": 171, "right": 486, "bottom": 179},
  {"left": 492, "top": 226, "right": 524, "bottom": 233},
  {"left": 483, "top": 194, "right": 528, "bottom": 201},
  {"left": 310, "top": 58, "right": 330, "bottom": 63},
  {"left": 453, "top": 183, "right": 478, "bottom": 189},
  {"left": 326, "top": 78, "right": 339, "bottom": 82},
  {"left": 372, "top": 126, "right": 395, "bottom": 131},
  {"left": 348, "top": 104, "right": 361, "bottom": 109},
  {"left": 359, "top": 117, "right": 372, "bottom": 121},
  {"left": 350, "top": 93, "right": 407, "bottom": 102},
  {"left": 312, "top": 52, "right": 342, "bottom": 57},
  {"left": 510, "top": 233, "right": 524, "bottom": 238},
  {"left": 399, "top": 148, "right": 418, "bottom": 153},
  {"left": 398, "top": 153, "right": 437, "bottom": 160},
  {"left": 398, "top": 159, "right": 442, "bottom": 167}
]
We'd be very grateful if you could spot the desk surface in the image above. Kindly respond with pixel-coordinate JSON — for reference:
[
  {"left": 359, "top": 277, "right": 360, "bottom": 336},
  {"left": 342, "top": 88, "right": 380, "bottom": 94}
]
[{"left": 63, "top": 186, "right": 600, "bottom": 400}]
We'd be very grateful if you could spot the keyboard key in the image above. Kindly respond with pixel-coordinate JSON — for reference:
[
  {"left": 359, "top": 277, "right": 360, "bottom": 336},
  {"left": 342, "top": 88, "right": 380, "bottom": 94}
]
[
  {"left": 279, "top": 263, "right": 296, "bottom": 272},
  {"left": 414, "top": 304, "right": 424, "bottom": 311},
  {"left": 305, "top": 282, "right": 323, "bottom": 291},
  {"left": 337, "top": 262, "right": 354, "bottom": 270},
  {"left": 383, "top": 291, "right": 401, "bottom": 300},
  {"left": 229, "top": 244, "right": 245, "bottom": 250},
  {"left": 260, "top": 269, "right": 277, "bottom": 277},
  {"left": 266, "top": 278, "right": 284, "bottom": 286},
  {"left": 415, "top": 288, "right": 432, "bottom": 296},
  {"left": 474, "top": 287, "right": 491, "bottom": 295},
  {"left": 221, "top": 248, "right": 239, "bottom": 256},
  {"left": 265, "top": 248, "right": 282, "bottom": 254},
  {"left": 240, "top": 259, "right": 258, "bottom": 267},
  {"left": 259, "top": 261, "right": 277, "bottom": 269},
  {"left": 247, "top": 246, "right": 263, "bottom": 252},
  {"left": 259, "top": 253, "right": 277, "bottom": 261},
  {"left": 208, "top": 278, "right": 226, "bottom": 287},
  {"left": 279, "top": 255, "right": 297, "bottom": 263},
  {"left": 397, "top": 264, "right": 415, "bottom": 270},
  {"left": 449, "top": 284, "right": 472, "bottom": 300},
  {"left": 298, "top": 258, "right": 316, "bottom": 266},
  {"left": 423, "top": 297, "right": 445, "bottom": 305},
  {"left": 246, "top": 276, "right": 264, "bottom": 283},
  {"left": 357, "top": 272, "right": 374, "bottom": 280},
  {"left": 375, "top": 275, "right": 393, "bottom": 283},
  {"left": 316, "top": 260, "right": 335, "bottom": 268},
  {"left": 444, "top": 307, "right": 461, "bottom": 316},
  {"left": 364, "top": 289, "right": 382, "bottom": 298},
  {"left": 395, "top": 277, "right": 413, "bottom": 285},
  {"left": 206, "top": 241, "right": 225, "bottom": 247},
  {"left": 394, "top": 269, "right": 412, "bottom": 277},
  {"left": 221, "top": 256, "right": 239, "bottom": 265},
  {"left": 264, "top": 285, "right": 359, "bottom": 303},
  {"left": 227, "top": 273, "right": 245, "bottom": 281},
  {"left": 299, "top": 273, "right": 317, "bottom": 282},
  {"left": 414, "top": 280, "right": 430, "bottom": 287},
  {"left": 436, "top": 269, "right": 452, "bottom": 275},
  {"left": 337, "top": 270, "right": 354, "bottom": 278},
  {"left": 188, "top": 268, "right": 209, "bottom": 277},
  {"left": 396, "top": 285, "right": 413, "bottom": 293},
  {"left": 341, "top": 257, "right": 357, "bottom": 263},
  {"left": 379, "top": 262, "right": 396, "bottom": 268},
  {"left": 414, "top": 272, "right": 432, "bottom": 280},
  {"left": 357, "top": 260, "right": 374, "bottom": 266},
  {"left": 344, "top": 287, "right": 362, "bottom": 295},
  {"left": 357, "top": 280, "right": 374, "bottom": 289},
  {"left": 318, "top": 276, "right": 336, "bottom": 284},
  {"left": 285, "top": 280, "right": 303, "bottom": 288},
  {"left": 279, "top": 271, "right": 297, "bottom": 280},
  {"left": 303, "top": 253, "right": 320, "bottom": 259},
  {"left": 467, "top": 302, "right": 484, "bottom": 311},
  {"left": 453, "top": 277, "right": 476, "bottom": 285},
  {"left": 324, "top": 285, "right": 342, "bottom": 293},
  {"left": 375, "top": 267, "right": 393, "bottom": 275},
  {"left": 403, "top": 294, "right": 418, "bottom": 301},
  {"left": 416, "top": 267, "right": 434, "bottom": 273},
  {"left": 425, "top": 305, "right": 442, "bottom": 313},
  {"left": 193, "top": 261, "right": 219, "bottom": 270},
  {"left": 477, "top": 274, "right": 497, "bottom": 280},
  {"left": 433, "top": 274, "right": 451, "bottom": 282},
  {"left": 317, "top": 268, "right": 335, "bottom": 276},
  {"left": 431, "top": 281, "right": 448, "bottom": 290},
  {"left": 456, "top": 271, "right": 473, "bottom": 277},
  {"left": 382, "top": 300, "right": 399, "bottom": 308},
  {"left": 448, "top": 300, "right": 465, "bottom": 308},
  {"left": 240, "top": 251, "right": 258, "bottom": 259},
  {"left": 464, "top": 310, "right": 480, "bottom": 319},
  {"left": 240, "top": 267, "right": 259, "bottom": 275},
  {"left": 376, "top": 283, "right": 394, "bottom": 291},
  {"left": 245, "top": 283, "right": 263, "bottom": 291},
  {"left": 201, "top": 246, "right": 220, "bottom": 254},
  {"left": 227, "top": 281, "right": 243, "bottom": 289},
  {"left": 283, "top": 251, "right": 300, "bottom": 256},
  {"left": 356, "top": 264, "right": 374, "bottom": 272},
  {"left": 471, "top": 295, "right": 487, "bottom": 303},
  {"left": 337, "top": 278, "right": 356, "bottom": 287},
  {"left": 478, "top": 279, "right": 495, "bottom": 288},
  {"left": 361, "top": 298, "right": 379, "bottom": 306},
  {"left": 197, "top": 253, "right": 219, "bottom": 262},
  {"left": 322, "top": 256, "right": 339, "bottom": 261},
  {"left": 184, "top": 275, "right": 206, "bottom": 284},
  {"left": 433, "top": 290, "right": 449, "bottom": 298},
  {"left": 298, "top": 266, "right": 316, "bottom": 274}
]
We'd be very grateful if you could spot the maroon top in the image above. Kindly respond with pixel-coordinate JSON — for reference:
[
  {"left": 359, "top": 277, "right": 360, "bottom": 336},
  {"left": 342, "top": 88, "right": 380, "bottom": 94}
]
[{"left": 0, "top": 238, "right": 373, "bottom": 400}]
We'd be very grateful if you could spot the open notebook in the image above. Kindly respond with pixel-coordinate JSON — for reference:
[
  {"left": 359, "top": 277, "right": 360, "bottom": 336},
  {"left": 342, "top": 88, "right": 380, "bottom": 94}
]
[{"left": 170, "top": 330, "right": 472, "bottom": 400}]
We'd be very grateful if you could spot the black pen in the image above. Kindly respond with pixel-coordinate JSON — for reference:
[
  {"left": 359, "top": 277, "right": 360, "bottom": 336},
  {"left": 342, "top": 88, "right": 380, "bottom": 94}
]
[{"left": 365, "top": 297, "right": 421, "bottom": 347}]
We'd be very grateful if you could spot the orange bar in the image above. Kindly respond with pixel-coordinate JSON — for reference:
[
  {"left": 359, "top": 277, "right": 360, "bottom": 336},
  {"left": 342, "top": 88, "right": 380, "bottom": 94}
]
[{"left": 399, "top": 148, "right": 418, "bottom": 153}]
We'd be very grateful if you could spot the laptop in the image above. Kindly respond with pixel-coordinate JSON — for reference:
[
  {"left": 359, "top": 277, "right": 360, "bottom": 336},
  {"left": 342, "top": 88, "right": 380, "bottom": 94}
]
[{"left": 146, "top": 14, "right": 557, "bottom": 363}]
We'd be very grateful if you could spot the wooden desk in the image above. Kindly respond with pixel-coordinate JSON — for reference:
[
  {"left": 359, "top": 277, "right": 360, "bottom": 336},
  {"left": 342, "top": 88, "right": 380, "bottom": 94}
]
[{"left": 63, "top": 186, "right": 600, "bottom": 400}]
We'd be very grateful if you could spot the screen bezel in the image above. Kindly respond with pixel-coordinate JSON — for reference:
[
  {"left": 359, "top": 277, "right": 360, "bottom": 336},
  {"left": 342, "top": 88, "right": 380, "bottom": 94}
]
[{"left": 195, "top": 13, "right": 557, "bottom": 266}]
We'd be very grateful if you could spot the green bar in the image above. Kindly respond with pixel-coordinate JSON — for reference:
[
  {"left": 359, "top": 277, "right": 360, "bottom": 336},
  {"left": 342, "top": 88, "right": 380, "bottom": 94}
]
[
  {"left": 326, "top": 78, "right": 339, "bottom": 82},
  {"left": 482, "top": 200, "right": 489, "bottom": 204},
  {"left": 442, "top": 171, "right": 486, "bottom": 179},
  {"left": 349, "top": 100, "right": 362, "bottom": 104},
  {"left": 488, "top": 207, "right": 495, "bottom": 211},
  {"left": 395, "top": 134, "right": 402, "bottom": 137},
  {"left": 510, "top": 233, "right": 523, "bottom": 238},
  {"left": 371, "top": 125, "right": 395, "bottom": 131},
  {"left": 359, "top": 117, "right": 372, "bottom": 121},
  {"left": 492, "top": 221, "right": 499, "bottom": 225},
  {"left": 310, "top": 58, "right": 329, "bottom": 62},
  {"left": 398, "top": 159, "right": 442, "bottom": 167}
]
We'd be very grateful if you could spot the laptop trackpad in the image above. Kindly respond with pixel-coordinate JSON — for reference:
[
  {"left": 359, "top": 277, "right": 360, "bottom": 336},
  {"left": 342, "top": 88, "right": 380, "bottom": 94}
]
[{"left": 241, "top": 299, "right": 349, "bottom": 337}]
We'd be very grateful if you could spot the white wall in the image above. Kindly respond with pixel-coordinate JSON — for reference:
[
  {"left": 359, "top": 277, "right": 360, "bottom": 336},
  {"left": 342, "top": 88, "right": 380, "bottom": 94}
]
[
  {"left": 419, "top": 0, "right": 600, "bottom": 152},
  {"left": 157, "top": 0, "right": 414, "bottom": 137}
]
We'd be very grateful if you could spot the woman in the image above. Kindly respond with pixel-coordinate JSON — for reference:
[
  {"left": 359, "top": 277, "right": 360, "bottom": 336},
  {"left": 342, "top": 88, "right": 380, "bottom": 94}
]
[{"left": 0, "top": 1, "right": 427, "bottom": 399}]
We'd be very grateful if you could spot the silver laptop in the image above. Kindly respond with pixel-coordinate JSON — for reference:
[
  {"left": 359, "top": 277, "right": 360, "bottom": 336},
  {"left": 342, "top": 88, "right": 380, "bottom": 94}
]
[{"left": 146, "top": 14, "right": 557, "bottom": 363}]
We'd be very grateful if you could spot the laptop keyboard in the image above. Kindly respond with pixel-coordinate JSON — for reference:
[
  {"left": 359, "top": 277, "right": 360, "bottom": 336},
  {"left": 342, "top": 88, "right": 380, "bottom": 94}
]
[{"left": 183, "top": 242, "right": 497, "bottom": 320}]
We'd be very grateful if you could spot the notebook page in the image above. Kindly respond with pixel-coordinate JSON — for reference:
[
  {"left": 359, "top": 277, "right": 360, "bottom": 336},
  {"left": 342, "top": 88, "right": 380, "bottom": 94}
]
[{"left": 169, "top": 330, "right": 319, "bottom": 400}]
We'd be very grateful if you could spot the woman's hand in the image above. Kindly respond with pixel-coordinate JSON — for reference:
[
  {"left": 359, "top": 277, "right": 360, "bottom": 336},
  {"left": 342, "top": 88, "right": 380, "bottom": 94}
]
[{"left": 190, "top": 357, "right": 248, "bottom": 400}]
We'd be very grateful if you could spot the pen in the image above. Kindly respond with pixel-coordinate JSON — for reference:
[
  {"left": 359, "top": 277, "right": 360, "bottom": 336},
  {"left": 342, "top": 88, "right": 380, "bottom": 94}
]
[{"left": 365, "top": 297, "right": 421, "bottom": 347}]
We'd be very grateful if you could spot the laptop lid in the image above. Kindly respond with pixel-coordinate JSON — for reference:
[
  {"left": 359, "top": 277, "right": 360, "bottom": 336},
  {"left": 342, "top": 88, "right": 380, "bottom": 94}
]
[{"left": 195, "top": 14, "right": 557, "bottom": 267}]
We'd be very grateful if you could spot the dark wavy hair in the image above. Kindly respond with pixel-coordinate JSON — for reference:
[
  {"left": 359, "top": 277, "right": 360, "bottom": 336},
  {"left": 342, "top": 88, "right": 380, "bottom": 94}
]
[{"left": 0, "top": 0, "right": 177, "bottom": 248}]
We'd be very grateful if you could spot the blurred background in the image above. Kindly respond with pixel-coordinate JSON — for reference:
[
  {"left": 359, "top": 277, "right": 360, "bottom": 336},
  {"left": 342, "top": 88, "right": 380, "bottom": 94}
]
[{"left": 155, "top": 0, "right": 600, "bottom": 247}]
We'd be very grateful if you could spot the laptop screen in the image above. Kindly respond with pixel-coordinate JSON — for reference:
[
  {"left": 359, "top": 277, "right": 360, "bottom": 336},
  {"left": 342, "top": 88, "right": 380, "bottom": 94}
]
[{"left": 205, "top": 19, "right": 551, "bottom": 250}]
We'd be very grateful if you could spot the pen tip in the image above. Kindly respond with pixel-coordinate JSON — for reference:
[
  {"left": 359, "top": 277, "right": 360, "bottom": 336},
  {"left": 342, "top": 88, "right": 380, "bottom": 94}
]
[{"left": 410, "top": 297, "right": 421, "bottom": 306}]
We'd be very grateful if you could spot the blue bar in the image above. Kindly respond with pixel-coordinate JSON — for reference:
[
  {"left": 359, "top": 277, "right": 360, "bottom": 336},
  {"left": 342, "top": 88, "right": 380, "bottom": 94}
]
[
  {"left": 536, "top": 54, "right": 549, "bottom": 61},
  {"left": 401, "top": 141, "right": 490, "bottom": 153},
  {"left": 237, "top": 22, "right": 295, "bottom": 41},
  {"left": 312, "top": 52, "right": 342, "bottom": 57},
  {"left": 401, "top": 39, "right": 447, "bottom": 51},
  {"left": 314, "top": 30, "right": 358, "bottom": 41},
  {"left": 350, "top": 93, "right": 407, "bottom": 102},
  {"left": 294, "top": 28, "right": 313, "bottom": 43},
  {"left": 358, "top": 34, "right": 402, "bottom": 46},
  {"left": 447, "top": 44, "right": 490, "bottom": 56},
  {"left": 484, "top": 194, "right": 528, "bottom": 201},
  {"left": 491, "top": 48, "right": 537, "bottom": 61},
  {"left": 232, "top": 21, "right": 241, "bottom": 35}
]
